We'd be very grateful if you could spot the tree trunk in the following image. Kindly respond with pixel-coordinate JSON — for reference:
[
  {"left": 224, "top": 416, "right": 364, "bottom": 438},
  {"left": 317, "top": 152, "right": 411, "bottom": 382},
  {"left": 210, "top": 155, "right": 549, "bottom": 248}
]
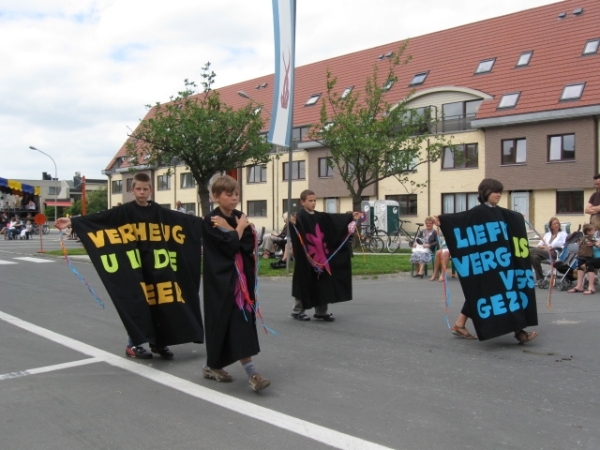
[
  {"left": 197, "top": 181, "right": 212, "bottom": 217},
  {"left": 352, "top": 193, "right": 364, "bottom": 214}
]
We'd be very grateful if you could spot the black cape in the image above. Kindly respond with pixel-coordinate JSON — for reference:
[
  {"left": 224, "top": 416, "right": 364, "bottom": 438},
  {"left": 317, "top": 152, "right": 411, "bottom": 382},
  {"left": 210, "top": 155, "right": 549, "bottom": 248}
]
[
  {"left": 290, "top": 210, "right": 353, "bottom": 309},
  {"left": 72, "top": 201, "right": 204, "bottom": 346},
  {"left": 439, "top": 204, "right": 538, "bottom": 341},
  {"left": 202, "top": 208, "right": 260, "bottom": 369}
]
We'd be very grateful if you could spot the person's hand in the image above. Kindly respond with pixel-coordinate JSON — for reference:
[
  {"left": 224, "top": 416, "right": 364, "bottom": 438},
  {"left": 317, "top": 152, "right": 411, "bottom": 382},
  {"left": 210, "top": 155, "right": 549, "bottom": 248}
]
[
  {"left": 352, "top": 212, "right": 362, "bottom": 220},
  {"left": 236, "top": 214, "right": 249, "bottom": 230},
  {"left": 432, "top": 215, "right": 441, "bottom": 226},
  {"left": 289, "top": 214, "right": 297, "bottom": 225},
  {"left": 55, "top": 217, "right": 71, "bottom": 231},
  {"left": 211, "top": 216, "right": 234, "bottom": 231}
]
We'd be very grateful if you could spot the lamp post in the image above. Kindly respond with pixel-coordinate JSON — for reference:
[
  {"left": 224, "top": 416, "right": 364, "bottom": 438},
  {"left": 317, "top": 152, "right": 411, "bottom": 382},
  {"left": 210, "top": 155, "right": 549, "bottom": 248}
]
[
  {"left": 237, "top": 91, "right": 271, "bottom": 116},
  {"left": 29, "top": 146, "right": 58, "bottom": 222}
]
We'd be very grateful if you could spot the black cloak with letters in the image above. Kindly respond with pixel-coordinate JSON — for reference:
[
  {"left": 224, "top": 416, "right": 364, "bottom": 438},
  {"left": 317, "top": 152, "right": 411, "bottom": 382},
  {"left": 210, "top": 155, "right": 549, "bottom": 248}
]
[
  {"left": 439, "top": 204, "right": 538, "bottom": 341},
  {"left": 71, "top": 201, "right": 204, "bottom": 347},
  {"left": 202, "top": 208, "right": 260, "bottom": 369},
  {"left": 290, "top": 209, "right": 354, "bottom": 309}
]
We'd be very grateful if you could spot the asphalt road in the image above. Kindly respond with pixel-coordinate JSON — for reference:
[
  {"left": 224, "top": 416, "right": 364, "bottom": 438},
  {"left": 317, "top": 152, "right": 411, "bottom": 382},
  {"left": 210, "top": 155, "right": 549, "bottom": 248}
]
[{"left": 1, "top": 231, "right": 599, "bottom": 450}]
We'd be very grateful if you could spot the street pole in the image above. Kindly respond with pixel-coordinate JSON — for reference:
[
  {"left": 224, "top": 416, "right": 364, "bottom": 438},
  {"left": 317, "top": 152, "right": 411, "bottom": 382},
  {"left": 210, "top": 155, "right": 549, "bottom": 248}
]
[{"left": 29, "top": 146, "right": 58, "bottom": 222}]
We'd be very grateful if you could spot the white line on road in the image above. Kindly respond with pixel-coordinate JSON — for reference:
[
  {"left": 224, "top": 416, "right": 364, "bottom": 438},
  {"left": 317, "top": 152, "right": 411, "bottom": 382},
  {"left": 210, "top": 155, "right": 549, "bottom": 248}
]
[
  {"left": 13, "top": 257, "right": 54, "bottom": 263},
  {"left": 0, "top": 260, "right": 17, "bottom": 265},
  {"left": 0, "top": 310, "right": 393, "bottom": 450},
  {"left": 0, "top": 357, "right": 103, "bottom": 380}
]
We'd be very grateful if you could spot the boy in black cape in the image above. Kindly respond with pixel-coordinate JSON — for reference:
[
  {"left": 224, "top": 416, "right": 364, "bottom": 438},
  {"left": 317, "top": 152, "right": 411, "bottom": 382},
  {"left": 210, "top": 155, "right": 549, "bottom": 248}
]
[
  {"left": 289, "top": 189, "right": 361, "bottom": 321},
  {"left": 55, "top": 172, "right": 204, "bottom": 359},
  {"left": 434, "top": 178, "right": 539, "bottom": 343},
  {"left": 201, "top": 175, "right": 270, "bottom": 392}
]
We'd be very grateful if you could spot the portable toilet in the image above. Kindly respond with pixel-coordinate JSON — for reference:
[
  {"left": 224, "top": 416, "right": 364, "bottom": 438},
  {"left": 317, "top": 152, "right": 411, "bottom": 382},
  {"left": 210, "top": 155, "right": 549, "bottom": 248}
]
[
  {"left": 360, "top": 200, "right": 375, "bottom": 231},
  {"left": 373, "top": 199, "right": 399, "bottom": 233}
]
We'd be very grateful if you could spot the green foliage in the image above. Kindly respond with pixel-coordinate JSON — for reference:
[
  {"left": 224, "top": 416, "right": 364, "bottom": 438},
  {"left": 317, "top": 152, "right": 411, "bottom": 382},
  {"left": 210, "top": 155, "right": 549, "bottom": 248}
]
[
  {"left": 85, "top": 187, "right": 108, "bottom": 214},
  {"left": 126, "top": 63, "right": 272, "bottom": 216},
  {"left": 312, "top": 41, "right": 452, "bottom": 210}
]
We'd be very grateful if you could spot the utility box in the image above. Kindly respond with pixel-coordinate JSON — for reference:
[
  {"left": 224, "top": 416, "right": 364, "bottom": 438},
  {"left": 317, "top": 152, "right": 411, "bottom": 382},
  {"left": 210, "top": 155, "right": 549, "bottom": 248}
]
[{"left": 373, "top": 200, "right": 399, "bottom": 233}]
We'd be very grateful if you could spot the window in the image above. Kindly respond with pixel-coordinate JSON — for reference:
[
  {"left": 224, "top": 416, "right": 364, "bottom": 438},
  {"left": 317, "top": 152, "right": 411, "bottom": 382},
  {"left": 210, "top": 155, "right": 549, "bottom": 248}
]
[
  {"left": 548, "top": 134, "right": 575, "bottom": 161},
  {"left": 247, "top": 200, "right": 267, "bottom": 217},
  {"left": 556, "top": 191, "right": 584, "bottom": 214},
  {"left": 560, "top": 83, "right": 585, "bottom": 101},
  {"left": 498, "top": 92, "right": 520, "bottom": 109},
  {"left": 516, "top": 51, "right": 533, "bottom": 67},
  {"left": 441, "top": 100, "right": 482, "bottom": 132},
  {"left": 442, "top": 144, "right": 478, "bottom": 169},
  {"left": 305, "top": 94, "right": 321, "bottom": 106},
  {"left": 111, "top": 180, "right": 122, "bottom": 194},
  {"left": 247, "top": 165, "right": 267, "bottom": 183},
  {"left": 475, "top": 58, "right": 495, "bottom": 74},
  {"left": 442, "top": 193, "right": 478, "bottom": 214},
  {"left": 283, "top": 198, "right": 301, "bottom": 214},
  {"left": 501, "top": 139, "right": 527, "bottom": 165},
  {"left": 180, "top": 172, "right": 194, "bottom": 189},
  {"left": 341, "top": 86, "right": 354, "bottom": 99},
  {"left": 291, "top": 126, "right": 310, "bottom": 149},
  {"left": 318, "top": 158, "right": 334, "bottom": 178},
  {"left": 382, "top": 78, "right": 395, "bottom": 91},
  {"left": 582, "top": 39, "right": 599, "bottom": 55},
  {"left": 126, "top": 178, "right": 133, "bottom": 192},
  {"left": 325, "top": 198, "right": 338, "bottom": 213},
  {"left": 181, "top": 203, "right": 196, "bottom": 214},
  {"left": 386, "top": 194, "right": 417, "bottom": 216},
  {"left": 283, "top": 161, "right": 306, "bottom": 180},
  {"left": 48, "top": 186, "right": 59, "bottom": 195},
  {"left": 157, "top": 175, "right": 171, "bottom": 191},
  {"left": 409, "top": 71, "right": 428, "bottom": 86}
]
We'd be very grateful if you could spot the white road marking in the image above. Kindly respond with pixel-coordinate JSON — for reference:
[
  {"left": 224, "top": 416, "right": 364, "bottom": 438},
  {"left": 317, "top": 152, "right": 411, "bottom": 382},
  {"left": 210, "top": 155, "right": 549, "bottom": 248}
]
[
  {"left": 0, "top": 310, "right": 392, "bottom": 450},
  {"left": 13, "top": 257, "right": 54, "bottom": 263},
  {"left": 0, "top": 357, "right": 102, "bottom": 381},
  {"left": 0, "top": 260, "right": 18, "bottom": 265}
]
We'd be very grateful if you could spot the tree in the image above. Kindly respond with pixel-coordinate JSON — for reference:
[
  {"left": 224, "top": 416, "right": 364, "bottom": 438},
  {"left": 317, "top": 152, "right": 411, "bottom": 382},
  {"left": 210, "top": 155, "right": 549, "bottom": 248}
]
[
  {"left": 312, "top": 41, "right": 452, "bottom": 211},
  {"left": 126, "top": 63, "right": 272, "bottom": 217},
  {"left": 66, "top": 187, "right": 108, "bottom": 216}
]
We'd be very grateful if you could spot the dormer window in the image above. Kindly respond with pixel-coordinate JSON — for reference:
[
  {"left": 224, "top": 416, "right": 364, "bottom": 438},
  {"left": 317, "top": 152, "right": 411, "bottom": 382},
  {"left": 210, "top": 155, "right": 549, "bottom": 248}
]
[
  {"left": 409, "top": 71, "right": 428, "bottom": 86},
  {"left": 305, "top": 94, "right": 321, "bottom": 106},
  {"left": 497, "top": 92, "right": 520, "bottom": 109},
  {"left": 341, "top": 86, "right": 354, "bottom": 99},
  {"left": 582, "top": 39, "right": 600, "bottom": 55},
  {"left": 382, "top": 79, "right": 395, "bottom": 91},
  {"left": 516, "top": 51, "right": 533, "bottom": 67},
  {"left": 560, "top": 83, "right": 585, "bottom": 101},
  {"left": 475, "top": 58, "right": 495, "bottom": 74}
]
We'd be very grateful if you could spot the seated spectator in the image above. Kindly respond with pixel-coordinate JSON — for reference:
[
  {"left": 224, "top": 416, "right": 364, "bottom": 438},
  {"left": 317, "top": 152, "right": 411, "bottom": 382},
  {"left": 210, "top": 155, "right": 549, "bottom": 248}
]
[
  {"left": 20, "top": 220, "right": 33, "bottom": 240},
  {"left": 529, "top": 217, "right": 567, "bottom": 282},
  {"left": 261, "top": 213, "right": 288, "bottom": 259},
  {"left": 26, "top": 200, "right": 36, "bottom": 210},
  {"left": 6, "top": 216, "right": 22, "bottom": 240},
  {"left": 430, "top": 233, "right": 450, "bottom": 281},
  {"left": 410, "top": 217, "right": 438, "bottom": 278}
]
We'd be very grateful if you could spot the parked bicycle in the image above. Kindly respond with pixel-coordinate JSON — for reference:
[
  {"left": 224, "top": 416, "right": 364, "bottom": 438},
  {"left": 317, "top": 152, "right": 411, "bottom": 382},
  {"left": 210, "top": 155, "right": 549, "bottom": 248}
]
[
  {"left": 386, "top": 219, "right": 423, "bottom": 253},
  {"left": 352, "top": 216, "right": 388, "bottom": 253},
  {"left": 32, "top": 222, "right": 50, "bottom": 235}
]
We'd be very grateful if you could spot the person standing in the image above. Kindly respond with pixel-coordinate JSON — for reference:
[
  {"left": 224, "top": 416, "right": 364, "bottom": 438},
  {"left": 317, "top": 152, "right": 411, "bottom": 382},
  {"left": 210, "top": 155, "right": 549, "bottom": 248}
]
[{"left": 585, "top": 174, "right": 600, "bottom": 223}]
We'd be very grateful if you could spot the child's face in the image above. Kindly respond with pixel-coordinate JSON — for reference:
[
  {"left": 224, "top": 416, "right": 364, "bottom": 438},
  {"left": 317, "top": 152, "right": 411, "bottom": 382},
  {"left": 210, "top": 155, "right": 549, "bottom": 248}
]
[
  {"left": 132, "top": 181, "right": 152, "bottom": 205},
  {"left": 213, "top": 189, "right": 239, "bottom": 213},
  {"left": 487, "top": 191, "right": 502, "bottom": 206},
  {"left": 586, "top": 228, "right": 595, "bottom": 236},
  {"left": 301, "top": 195, "right": 317, "bottom": 212}
]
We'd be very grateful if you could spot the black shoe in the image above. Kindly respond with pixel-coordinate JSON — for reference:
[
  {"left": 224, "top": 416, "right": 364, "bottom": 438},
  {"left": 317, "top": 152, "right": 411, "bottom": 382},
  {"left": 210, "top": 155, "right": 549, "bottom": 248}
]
[
  {"left": 125, "top": 345, "right": 152, "bottom": 359},
  {"left": 150, "top": 345, "right": 174, "bottom": 359},
  {"left": 313, "top": 313, "right": 335, "bottom": 322},
  {"left": 270, "top": 260, "right": 287, "bottom": 269},
  {"left": 291, "top": 313, "right": 310, "bottom": 321}
]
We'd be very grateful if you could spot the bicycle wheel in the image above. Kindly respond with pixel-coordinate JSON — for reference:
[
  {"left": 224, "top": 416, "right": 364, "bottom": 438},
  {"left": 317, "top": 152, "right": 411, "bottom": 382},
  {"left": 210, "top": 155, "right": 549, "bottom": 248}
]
[
  {"left": 387, "top": 232, "right": 402, "bottom": 253},
  {"left": 42, "top": 224, "right": 50, "bottom": 235},
  {"left": 374, "top": 230, "right": 390, "bottom": 248},
  {"left": 368, "top": 236, "right": 385, "bottom": 253}
]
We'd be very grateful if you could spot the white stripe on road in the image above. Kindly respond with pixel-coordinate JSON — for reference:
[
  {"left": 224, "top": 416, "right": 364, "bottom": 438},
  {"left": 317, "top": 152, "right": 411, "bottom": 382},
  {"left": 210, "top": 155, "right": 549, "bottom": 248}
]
[
  {"left": 0, "top": 310, "right": 392, "bottom": 450},
  {"left": 0, "top": 260, "right": 17, "bottom": 265},
  {"left": 0, "top": 357, "right": 103, "bottom": 381},
  {"left": 13, "top": 257, "right": 54, "bottom": 263}
]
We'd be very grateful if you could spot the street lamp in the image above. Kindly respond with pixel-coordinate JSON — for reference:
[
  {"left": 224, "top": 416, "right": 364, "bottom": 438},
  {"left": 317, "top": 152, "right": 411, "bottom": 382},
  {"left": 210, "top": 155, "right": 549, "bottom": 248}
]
[
  {"left": 237, "top": 91, "right": 271, "bottom": 116},
  {"left": 29, "top": 146, "right": 58, "bottom": 222}
]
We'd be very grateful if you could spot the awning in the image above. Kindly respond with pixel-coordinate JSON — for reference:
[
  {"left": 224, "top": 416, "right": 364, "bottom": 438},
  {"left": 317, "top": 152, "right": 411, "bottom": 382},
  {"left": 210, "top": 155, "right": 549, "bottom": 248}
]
[
  {"left": 0, "top": 177, "right": 40, "bottom": 196},
  {"left": 45, "top": 200, "right": 72, "bottom": 207}
]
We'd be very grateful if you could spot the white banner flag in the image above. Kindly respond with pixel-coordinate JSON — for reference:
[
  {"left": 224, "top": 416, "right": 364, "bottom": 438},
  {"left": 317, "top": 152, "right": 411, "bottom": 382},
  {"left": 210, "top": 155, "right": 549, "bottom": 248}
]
[{"left": 268, "top": 0, "right": 295, "bottom": 148}]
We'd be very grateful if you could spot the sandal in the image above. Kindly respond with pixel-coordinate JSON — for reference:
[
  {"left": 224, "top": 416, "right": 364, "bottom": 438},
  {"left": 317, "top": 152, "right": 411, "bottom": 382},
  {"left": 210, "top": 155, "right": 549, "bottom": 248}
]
[
  {"left": 451, "top": 325, "right": 477, "bottom": 340},
  {"left": 568, "top": 288, "right": 583, "bottom": 293},
  {"left": 291, "top": 313, "right": 310, "bottom": 321},
  {"left": 583, "top": 289, "right": 595, "bottom": 295},
  {"left": 515, "top": 330, "right": 538, "bottom": 344}
]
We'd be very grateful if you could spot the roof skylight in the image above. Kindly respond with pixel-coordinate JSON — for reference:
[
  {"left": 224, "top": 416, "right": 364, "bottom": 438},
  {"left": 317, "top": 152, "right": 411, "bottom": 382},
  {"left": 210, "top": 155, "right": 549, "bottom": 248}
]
[
  {"left": 341, "top": 86, "right": 354, "bottom": 99},
  {"left": 516, "top": 51, "right": 533, "bottom": 67},
  {"left": 305, "top": 94, "right": 321, "bottom": 106},
  {"left": 583, "top": 39, "right": 600, "bottom": 55},
  {"left": 382, "top": 79, "right": 395, "bottom": 91},
  {"left": 475, "top": 58, "right": 496, "bottom": 74},
  {"left": 497, "top": 92, "right": 520, "bottom": 109},
  {"left": 409, "top": 71, "right": 429, "bottom": 86},
  {"left": 561, "top": 83, "right": 585, "bottom": 101}
]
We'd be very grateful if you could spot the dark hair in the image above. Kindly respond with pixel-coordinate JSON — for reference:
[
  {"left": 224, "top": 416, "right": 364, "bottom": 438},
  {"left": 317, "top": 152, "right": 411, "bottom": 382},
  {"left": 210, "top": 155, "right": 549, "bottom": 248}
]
[
  {"left": 594, "top": 174, "right": 600, "bottom": 180},
  {"left": 300, "top": 189, "right": 315, "bottom": 201},
  {"left": 132, "top": 172, "right": 151, "bottom": 188},
  {"left": 583, "top": 223, "right": 595, "bottom": 234},
  {"left": 477, "top": 178, "right": 504, "bottom": 204}
]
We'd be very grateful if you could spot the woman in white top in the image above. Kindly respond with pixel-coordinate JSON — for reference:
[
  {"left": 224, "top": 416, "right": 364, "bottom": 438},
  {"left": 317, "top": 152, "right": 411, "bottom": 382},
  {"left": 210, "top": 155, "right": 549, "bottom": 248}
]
[{"left": 529, "top": 217, "right": 568, "bottom": 282}]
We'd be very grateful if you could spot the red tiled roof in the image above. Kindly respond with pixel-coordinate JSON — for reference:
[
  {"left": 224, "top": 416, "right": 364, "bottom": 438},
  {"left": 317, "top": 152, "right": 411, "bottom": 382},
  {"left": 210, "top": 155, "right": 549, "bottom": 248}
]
[{"left": 107, "top": 0, "right": 600, "bottom": 170}]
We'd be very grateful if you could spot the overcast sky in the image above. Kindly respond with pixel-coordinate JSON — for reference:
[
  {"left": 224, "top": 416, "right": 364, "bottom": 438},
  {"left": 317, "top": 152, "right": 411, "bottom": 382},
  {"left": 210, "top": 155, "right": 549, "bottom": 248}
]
[{"left": 0, "top": 0, "right": 559, "bottom": 182}]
